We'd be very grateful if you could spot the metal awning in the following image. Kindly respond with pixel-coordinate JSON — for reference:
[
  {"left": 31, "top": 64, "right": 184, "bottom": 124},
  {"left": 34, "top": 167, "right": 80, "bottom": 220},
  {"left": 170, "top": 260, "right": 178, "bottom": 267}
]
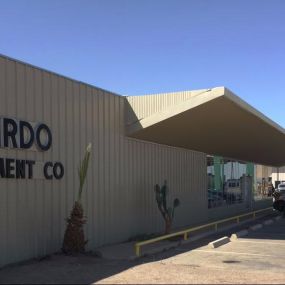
[{"left": 127, "top": 87, "right": 285, "bottom": 167}]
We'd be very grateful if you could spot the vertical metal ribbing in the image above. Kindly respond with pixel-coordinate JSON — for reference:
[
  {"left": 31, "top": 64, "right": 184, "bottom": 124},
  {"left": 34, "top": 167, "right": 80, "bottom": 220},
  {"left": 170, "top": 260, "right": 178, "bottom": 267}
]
[{"left": 0, "top": 56, "right": 208, "bottom": 267}]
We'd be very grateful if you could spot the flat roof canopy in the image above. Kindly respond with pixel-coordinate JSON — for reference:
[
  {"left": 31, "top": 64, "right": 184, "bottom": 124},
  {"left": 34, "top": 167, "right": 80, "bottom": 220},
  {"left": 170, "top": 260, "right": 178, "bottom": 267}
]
[{"left": 127, "top": 87, "right": 285, "bottom": 167}]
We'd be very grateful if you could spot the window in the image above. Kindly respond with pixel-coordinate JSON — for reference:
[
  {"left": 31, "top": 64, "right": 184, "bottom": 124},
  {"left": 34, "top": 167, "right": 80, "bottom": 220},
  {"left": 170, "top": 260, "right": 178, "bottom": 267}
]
[
  {"left": 207, "top": 156, "right": 274, "bottom": 208},
  {"left": 207, "top": 156, "right": 253, "bottom": 208}
]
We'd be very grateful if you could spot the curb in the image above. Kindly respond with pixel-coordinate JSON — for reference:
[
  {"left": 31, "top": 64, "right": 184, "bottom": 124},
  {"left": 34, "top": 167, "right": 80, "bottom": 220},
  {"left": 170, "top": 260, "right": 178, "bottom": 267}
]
[
  {"left": 208, "top": 236, "right": 230, "bottom": 248},
  {"left": 249, "top": 224, "right": 263, "bottom": 231},
  {"left": 263, "top": 219, "right": 274, "bottom": 226},
  {"left": 140, "top": 240, "right": 181, "bottom": 258},
  {"left": 230, "top": 229, "right": 249, "bottom": 240},
  {"left": 181, "top": 231, "right": 215, "bottom": 246},
  {"left": 130, "top": 212, "right": 276, "bottom": 259},
  {"left": 128, "top": 255, "right": 138, "bottom": 261},
  {"left": 230, "top": 216, "right": 279, "bottom": 241}
]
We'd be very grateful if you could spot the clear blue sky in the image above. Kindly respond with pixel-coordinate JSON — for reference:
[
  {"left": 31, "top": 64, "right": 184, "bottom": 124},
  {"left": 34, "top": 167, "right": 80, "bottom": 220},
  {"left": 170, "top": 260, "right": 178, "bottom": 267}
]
[{"left": 1, "top": 0, "right": 285, "bottom": 126}]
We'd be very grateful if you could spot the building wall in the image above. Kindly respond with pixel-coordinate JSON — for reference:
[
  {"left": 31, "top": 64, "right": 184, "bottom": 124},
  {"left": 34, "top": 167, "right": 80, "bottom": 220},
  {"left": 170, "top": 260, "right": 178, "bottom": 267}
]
[
  {"left": 272, "top": 166, "right": 285, "bottom": 184},
  {"left": 0, "top": 56, "right": 272, "bottom": 268},
  {"left": 126, "top": 88, "right": 210, "bottom": 125},
  {"left": 0, "top": 56, "right": 208, "bottom": 267},
  {"left": 255, "top": 164, "right": 285, "bottom": 187}
]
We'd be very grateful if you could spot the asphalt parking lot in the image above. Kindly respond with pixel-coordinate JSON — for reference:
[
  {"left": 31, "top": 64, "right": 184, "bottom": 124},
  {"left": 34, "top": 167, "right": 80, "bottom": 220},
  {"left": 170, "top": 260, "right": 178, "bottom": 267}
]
[
  {"left": 163, "top": 217, "right": 285, "bottom": 275},
  {"left": 97, "top": 215, "right": 285, "bottom": 284},
  {"left": 0, "top": 214, "right": 284, "bottom": 284}
]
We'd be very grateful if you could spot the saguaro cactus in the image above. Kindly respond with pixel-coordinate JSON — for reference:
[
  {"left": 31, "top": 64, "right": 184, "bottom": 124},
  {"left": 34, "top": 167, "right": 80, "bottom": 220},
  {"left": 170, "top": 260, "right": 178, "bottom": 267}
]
[
  {"left": 62, "top": 143, "right": 92, "bottom": 254},
  {"left": 154, "top": 180, "right": 180, "bottom": 234}
]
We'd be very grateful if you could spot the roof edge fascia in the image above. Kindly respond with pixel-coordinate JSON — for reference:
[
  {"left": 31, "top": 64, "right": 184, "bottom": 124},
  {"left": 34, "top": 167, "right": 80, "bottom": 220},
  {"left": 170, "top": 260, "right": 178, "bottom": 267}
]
[{"left": 224, "top": 88, "right": 285, "bottom": 135}]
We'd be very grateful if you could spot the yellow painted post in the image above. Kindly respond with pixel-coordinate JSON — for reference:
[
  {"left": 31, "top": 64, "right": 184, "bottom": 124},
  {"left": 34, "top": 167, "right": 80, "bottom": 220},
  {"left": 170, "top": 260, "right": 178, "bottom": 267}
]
[
  {"left": 133, "top": 208, "right": 271, "bottom": 257},
  {"left": 135, "top": 244, "right": 140, "bottom": 257}
]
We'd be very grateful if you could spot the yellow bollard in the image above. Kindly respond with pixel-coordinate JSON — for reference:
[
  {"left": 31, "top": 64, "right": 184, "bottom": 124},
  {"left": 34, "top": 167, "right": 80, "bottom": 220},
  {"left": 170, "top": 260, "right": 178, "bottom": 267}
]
[
  {"left": 237, "top": 217, "right": 240, "bottom": 223},
  {"left": 183, "top": 232, "right": 188, "bottom": 240},
  {"left": 215, "top": 223, "right": 218, "bottom": 231},
  {"left": 135, "top": 244, "right": 140, "bottom": 257}
]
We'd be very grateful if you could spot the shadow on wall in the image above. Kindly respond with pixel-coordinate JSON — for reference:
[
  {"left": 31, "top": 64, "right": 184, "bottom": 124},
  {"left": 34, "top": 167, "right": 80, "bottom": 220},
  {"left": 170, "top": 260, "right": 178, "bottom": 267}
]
[{"left": 124, "top": 96, "right": 144, "bottom": 136}]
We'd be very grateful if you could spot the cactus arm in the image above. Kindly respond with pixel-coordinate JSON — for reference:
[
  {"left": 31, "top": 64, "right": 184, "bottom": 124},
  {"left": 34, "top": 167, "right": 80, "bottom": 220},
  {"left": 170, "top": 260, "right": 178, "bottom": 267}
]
[
  {"left": 172, "top": 198, "right": 180, "bottom": 218},
  {"left": 154, "top": 182, "right": 181, "bottom": 230},
  {"left": 161, "top": 184, "right": 168, "bottom": 213},
  {"left": 154, "top": 184, "right": 167, "bottom": 221}
]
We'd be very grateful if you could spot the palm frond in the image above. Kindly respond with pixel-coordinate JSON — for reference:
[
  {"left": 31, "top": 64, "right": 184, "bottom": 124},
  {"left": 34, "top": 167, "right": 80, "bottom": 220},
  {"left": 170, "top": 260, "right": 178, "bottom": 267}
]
[{"left": 77, "top": 143, "right": 92, "bottom": 202}]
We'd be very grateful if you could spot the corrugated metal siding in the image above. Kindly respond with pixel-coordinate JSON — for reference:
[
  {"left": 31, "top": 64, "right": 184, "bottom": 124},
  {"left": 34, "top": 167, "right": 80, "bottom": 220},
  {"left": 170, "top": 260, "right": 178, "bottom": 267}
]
[
  {"left": 0, "top": 56, "right": 208, "bottom": 267},
  {"left": 126, "top": 89, "right": 209, "bottom": 125}
]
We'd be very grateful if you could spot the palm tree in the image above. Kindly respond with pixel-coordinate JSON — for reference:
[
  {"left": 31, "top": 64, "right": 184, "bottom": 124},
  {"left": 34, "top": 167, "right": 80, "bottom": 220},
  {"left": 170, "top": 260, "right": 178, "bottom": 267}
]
[{"left": 62, "top": 143, "right": 92, "bottom": 254}]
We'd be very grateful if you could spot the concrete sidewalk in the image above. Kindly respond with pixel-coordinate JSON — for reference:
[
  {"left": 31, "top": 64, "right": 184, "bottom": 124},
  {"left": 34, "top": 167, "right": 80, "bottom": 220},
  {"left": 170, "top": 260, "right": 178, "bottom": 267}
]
[{"left": 97, "top": 213, "right": 280, "bottom": 260}]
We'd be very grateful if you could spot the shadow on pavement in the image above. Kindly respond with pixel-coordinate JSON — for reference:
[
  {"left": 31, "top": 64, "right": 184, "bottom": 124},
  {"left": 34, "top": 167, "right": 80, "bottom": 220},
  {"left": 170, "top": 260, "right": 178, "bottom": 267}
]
[{"left": 0, "top": 213, "right": 282, "bottom": 284}]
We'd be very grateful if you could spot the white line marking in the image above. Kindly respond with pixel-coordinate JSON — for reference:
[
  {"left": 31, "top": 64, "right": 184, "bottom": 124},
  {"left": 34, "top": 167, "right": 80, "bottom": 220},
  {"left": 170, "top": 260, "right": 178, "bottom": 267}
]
[
  {"left": 192, "top": 249, "right": 274, "bottom": 257},
  {"left": 237, "top": 240, "right": 285, "bottom": 246}
]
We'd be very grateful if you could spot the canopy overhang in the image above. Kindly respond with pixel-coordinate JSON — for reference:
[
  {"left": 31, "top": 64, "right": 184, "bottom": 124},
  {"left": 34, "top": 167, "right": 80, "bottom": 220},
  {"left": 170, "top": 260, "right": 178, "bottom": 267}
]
[{"left": 127, "top": 87, "right": 285, "bottom": 167}]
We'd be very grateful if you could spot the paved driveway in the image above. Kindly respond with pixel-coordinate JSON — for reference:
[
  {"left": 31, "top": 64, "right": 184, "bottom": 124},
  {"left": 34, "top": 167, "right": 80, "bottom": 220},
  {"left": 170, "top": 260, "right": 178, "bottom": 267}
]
[
  {"left": 98, "top": 216, "right": 285, "bottom": 284},
  {"left": 0, "top": 215, "right": 284, "bottom": 284},
  {"left": 164, "top": 219, "right": 285, "bottom": 275}
]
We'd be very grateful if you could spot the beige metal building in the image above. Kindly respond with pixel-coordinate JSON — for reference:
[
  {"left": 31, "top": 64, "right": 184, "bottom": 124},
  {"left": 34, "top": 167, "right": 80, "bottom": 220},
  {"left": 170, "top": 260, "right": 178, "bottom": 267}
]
[{"left": 0, "top": 54, "right": 284, "bottom": 267}]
